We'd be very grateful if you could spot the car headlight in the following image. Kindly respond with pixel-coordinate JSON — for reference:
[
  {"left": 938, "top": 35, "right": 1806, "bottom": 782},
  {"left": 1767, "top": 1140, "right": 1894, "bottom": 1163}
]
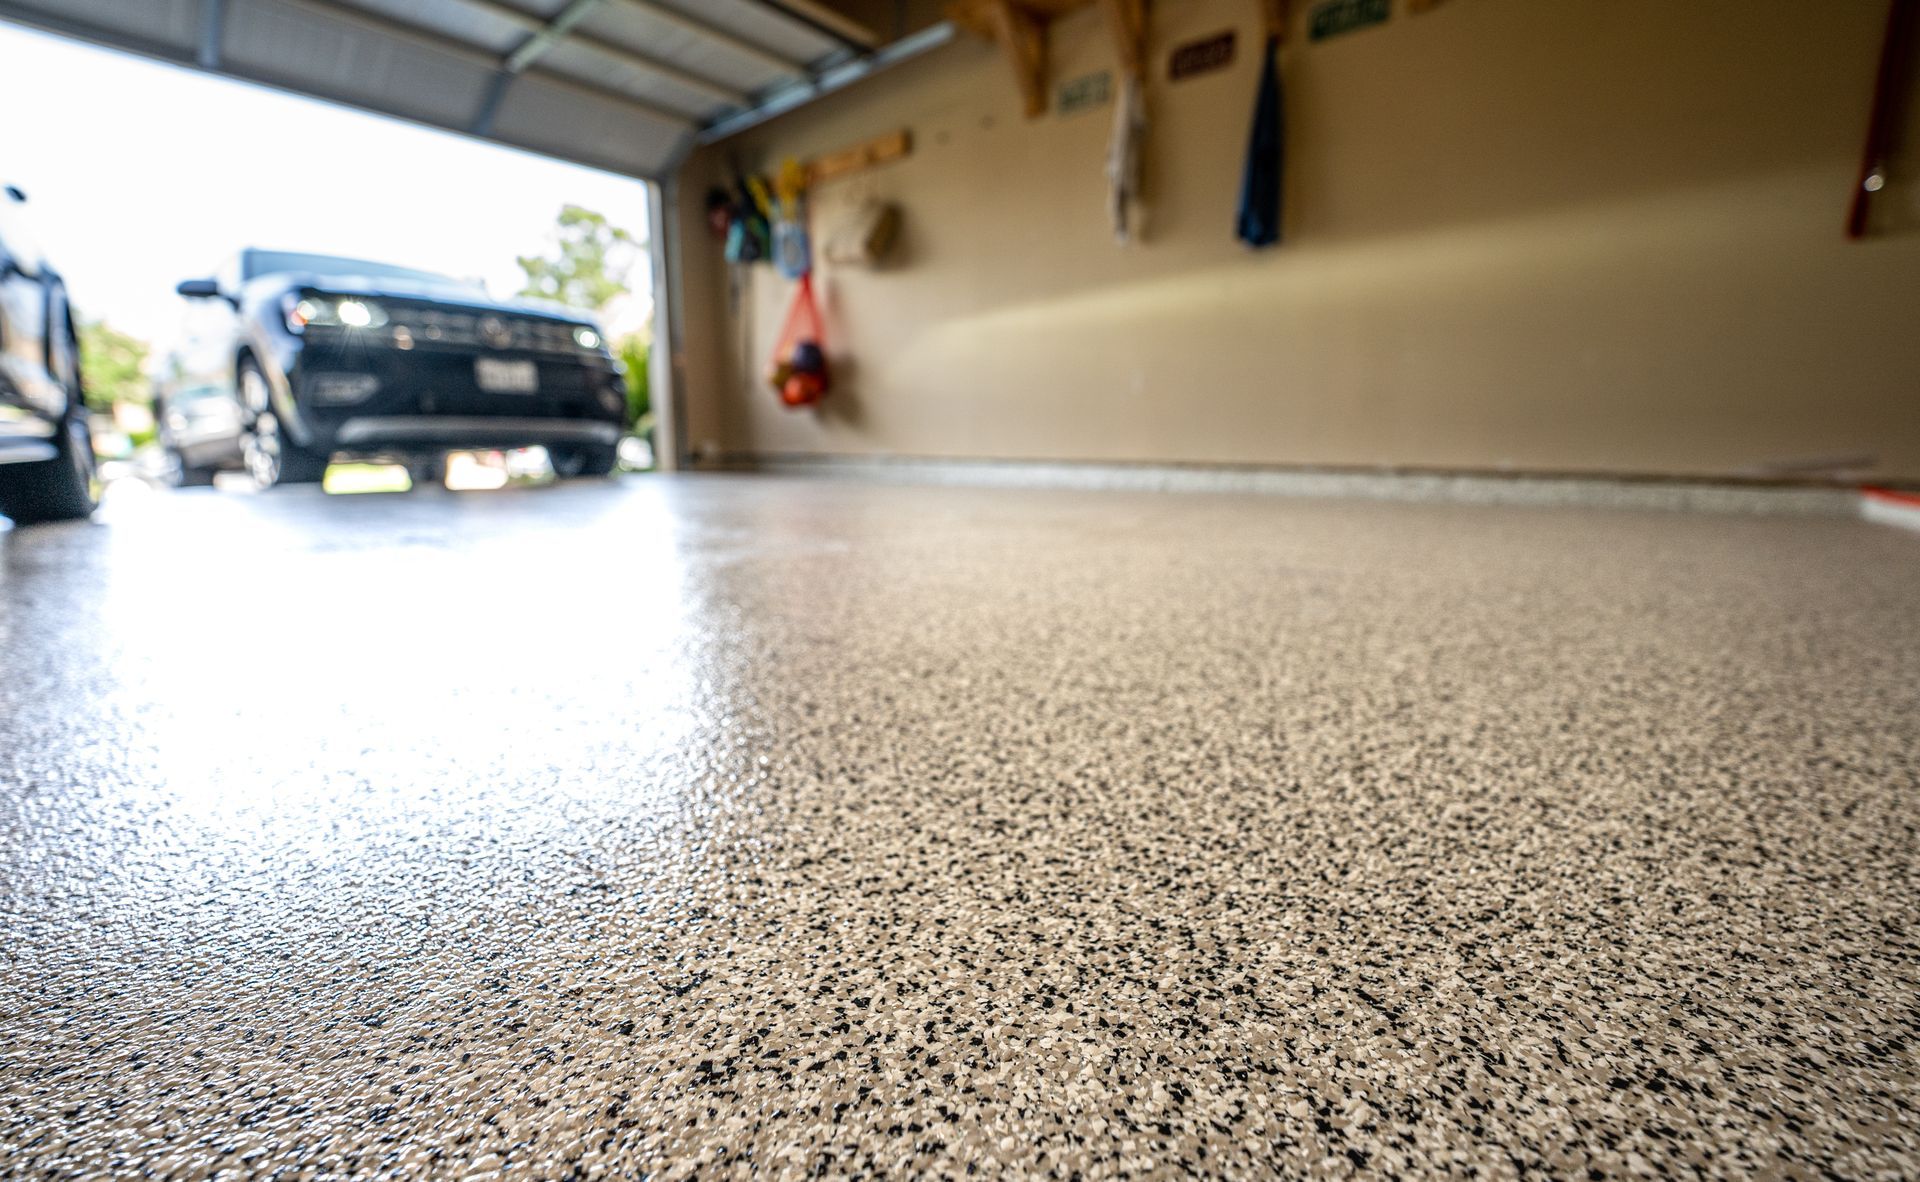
[
  {"left": 573, "top": 325, "right": 603, "bottom": 350},
  {"left": 286, "top": 294, "right": 390, "bottom": 332}
]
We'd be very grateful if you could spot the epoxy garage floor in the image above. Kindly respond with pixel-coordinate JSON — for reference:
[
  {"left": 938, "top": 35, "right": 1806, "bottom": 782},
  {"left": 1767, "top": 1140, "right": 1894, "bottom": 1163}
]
[{"left": 3, "top": 476, "right": 1918, "bottom": 1179}]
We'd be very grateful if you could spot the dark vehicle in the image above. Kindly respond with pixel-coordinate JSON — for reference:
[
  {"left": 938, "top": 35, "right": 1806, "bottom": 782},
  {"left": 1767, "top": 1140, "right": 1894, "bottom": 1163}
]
[
  {"left": 172, "top": 249, "right": 626, "bottom": 487},
  {"left": 0, "top": 184, "right": 94, "bottom": 524},
  {"left": 153, "top": 367, "right": 244, "bottom": 486}
]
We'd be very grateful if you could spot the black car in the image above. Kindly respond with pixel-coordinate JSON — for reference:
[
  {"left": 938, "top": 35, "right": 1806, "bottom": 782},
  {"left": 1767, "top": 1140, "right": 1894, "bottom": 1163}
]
[
  {"left": 0, "top": 184, "right": 94, "bottom": 525},
  {"left": 171, "top": 249, "right": 626, "bottom": 487}
]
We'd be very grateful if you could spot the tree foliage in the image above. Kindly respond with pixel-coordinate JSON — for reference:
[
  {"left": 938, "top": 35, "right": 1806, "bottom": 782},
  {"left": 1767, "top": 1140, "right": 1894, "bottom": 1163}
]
[
  {"left": 517, "top": 204, "right": 652, "bottom": 454},
  {"left": 514, "top": 204, "right": 641, "bottom": 313},
  {"left": 78, "top": 318, "right": 149, "bottom": 413},
  {"left": 619, "top": 332, "right": 651, "bottom": 435}
]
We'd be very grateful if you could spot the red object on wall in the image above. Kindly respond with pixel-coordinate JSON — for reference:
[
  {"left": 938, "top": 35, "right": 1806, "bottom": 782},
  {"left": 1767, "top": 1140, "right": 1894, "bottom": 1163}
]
[{"left": 768, "top": 274, "right": 830, "bottom": 408}]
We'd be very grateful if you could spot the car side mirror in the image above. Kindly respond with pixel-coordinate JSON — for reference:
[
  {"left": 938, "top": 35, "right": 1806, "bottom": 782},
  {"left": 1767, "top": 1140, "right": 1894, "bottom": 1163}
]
[{"left": 175, "top": 278, "right": 223, "bottom": 299}]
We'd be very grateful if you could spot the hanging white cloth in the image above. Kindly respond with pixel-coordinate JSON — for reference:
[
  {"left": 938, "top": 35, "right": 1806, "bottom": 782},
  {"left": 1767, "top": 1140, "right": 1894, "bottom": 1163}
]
[{"left": 1106, "top": 73, "right": 1146, "bottom": 244}]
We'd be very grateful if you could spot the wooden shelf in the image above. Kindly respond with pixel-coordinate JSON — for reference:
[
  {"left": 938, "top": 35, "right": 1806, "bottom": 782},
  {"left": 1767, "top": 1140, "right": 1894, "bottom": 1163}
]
[{"left": 950, "top": 0, "right": 1147, "bottom": 119}]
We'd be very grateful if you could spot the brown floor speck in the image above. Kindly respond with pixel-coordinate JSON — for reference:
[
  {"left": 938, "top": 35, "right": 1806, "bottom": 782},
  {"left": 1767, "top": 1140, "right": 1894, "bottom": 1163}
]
[{"left": 3, "top": 476, "right": 1917, "bottom": 1179}]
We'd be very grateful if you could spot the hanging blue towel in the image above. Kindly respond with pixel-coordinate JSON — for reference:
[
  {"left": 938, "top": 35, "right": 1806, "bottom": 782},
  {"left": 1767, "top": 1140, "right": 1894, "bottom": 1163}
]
[{"left": 1236, "top": 35, "right": 1284, "bottom": 248}]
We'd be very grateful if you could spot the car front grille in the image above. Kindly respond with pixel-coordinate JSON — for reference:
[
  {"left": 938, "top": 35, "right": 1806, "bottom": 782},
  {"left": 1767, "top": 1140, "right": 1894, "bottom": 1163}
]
[{"left": 382, "top": 308, "right": 587, "bottom": 355}]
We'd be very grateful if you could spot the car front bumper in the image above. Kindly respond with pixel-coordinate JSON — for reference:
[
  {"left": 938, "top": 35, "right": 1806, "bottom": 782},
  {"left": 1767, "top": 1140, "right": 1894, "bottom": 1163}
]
[
  {"left": 284, "top": 333, "right": 625, "bottom": 457},
  {"left": 334, "top": 417, "right": 621, "bottom": 449}
]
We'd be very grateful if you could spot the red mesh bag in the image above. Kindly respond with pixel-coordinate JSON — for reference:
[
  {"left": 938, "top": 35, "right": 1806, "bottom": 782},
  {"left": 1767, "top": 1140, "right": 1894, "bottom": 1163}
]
[{"left": 767, "top": 274, "right": 829, "bottom": 408}]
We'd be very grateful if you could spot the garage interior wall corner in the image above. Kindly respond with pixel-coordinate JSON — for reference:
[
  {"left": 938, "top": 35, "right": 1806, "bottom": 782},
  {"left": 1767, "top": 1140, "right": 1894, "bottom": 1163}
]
[{"left": 672, "top": 0, "right": 1920, "bottom": 483}]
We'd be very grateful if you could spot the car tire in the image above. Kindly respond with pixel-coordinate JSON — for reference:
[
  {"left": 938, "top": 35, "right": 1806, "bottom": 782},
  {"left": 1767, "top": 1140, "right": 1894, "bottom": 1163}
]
[
  {"left": 240, "top": 360, "right": 328, "bottom": 488},
  {"left": 548, "top": 443, "right": 617, "bottom": 479},
  {"left": 0, "top": 313, "right": 96, "bottom": 526},
  {"left": 0, "top": 406, "right": 96, "bottom": 525}
]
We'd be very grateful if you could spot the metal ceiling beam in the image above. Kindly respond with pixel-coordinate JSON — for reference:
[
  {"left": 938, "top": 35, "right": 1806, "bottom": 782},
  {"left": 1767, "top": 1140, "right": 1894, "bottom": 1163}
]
[
  {"left": 475, "top": 0, "right": 602, "bottom": 137},
  {"left": 0, "top": 1, "right": 194, "bottom": 69},
  {"left": 697, "top": 20, "right": 952, "bottom": 142},
  {"left": 197, "top": 0, "right": 227, "bottom": 68},
  {"left": 453, "top": 0, "right": 748, "bottom": 107},
  {"left": 504, "top": 0, "right": 604, "bottom": 73},
  {"left": 604, "top": 0, "right": 807, "bottom": 77},
  {"left": 745, "top": 0, "right": 879, "bottom": 51},
  {"left": 470, "top": 69, "right": 516, "bottom": 136}
]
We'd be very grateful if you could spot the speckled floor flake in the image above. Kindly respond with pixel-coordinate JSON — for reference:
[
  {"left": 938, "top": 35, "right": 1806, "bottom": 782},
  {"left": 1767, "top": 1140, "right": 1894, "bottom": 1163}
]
[{"left": 3, "top": 475, "right": 1917, "bottom": 1179}]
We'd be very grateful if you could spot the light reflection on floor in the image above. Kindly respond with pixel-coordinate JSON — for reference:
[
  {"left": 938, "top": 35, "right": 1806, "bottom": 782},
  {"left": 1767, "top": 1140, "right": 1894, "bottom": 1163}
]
[{"left": 67, "top": 477, "right": 702, "bottom": 895}]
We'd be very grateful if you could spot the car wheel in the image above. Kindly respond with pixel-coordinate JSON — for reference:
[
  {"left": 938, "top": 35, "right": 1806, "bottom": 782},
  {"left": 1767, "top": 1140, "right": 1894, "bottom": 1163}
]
[
  {"left": 548, "top": 443, "right": 617, "bottom": 479},
  {"left": 0, "top": 318, "right": 97, "bottom": 526},
  {"left": 240, "top": 362, "right": 327, "bottom": 488},
  {"left": 0, "top": 403, "right": 96, "bottom": 525}
]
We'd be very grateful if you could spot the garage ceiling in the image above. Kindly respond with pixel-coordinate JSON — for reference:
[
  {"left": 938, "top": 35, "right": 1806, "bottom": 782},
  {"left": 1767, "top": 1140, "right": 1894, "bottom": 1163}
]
[{"left": 0, "top": 0, "right": 882, "bottom": 177}]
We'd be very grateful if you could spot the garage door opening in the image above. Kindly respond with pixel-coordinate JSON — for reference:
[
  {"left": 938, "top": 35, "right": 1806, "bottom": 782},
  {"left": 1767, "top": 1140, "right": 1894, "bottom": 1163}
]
[{"left": 1, "top": 19, "right": 661, "bottom": 502}]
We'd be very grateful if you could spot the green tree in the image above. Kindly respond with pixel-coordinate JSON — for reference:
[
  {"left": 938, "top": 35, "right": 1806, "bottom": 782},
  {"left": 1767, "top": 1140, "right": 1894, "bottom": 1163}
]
[
  {"left": 517, "top": 204, "right": 654, "bottom": 459},
  {"left": 618, "top": 331, "right": 651, "bottom": 435},
  {"left": 78, "top": 318, "right": 149, "bottom": 414},
  {"left": 514, "top": 204, "right": 641, "bottom": 313}
]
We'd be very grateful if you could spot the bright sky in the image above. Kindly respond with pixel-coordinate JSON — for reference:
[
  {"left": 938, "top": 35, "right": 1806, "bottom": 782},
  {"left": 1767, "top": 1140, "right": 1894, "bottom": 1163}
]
[{"left": 0, "top": 22, "right": 653, "bottom": 351}]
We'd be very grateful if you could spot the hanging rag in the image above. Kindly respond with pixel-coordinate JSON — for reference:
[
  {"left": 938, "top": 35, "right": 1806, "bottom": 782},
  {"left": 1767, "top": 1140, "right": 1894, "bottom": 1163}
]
[
  {"left": 1235, "top": 35, "right": 1284, "bottom": 248},
  {"left": 1106, "top": 73, "right": 1147, "bottom": 244}
]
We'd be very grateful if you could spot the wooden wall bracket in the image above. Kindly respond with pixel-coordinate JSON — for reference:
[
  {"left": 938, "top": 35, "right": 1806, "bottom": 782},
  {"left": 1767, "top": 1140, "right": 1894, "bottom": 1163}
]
[
  {"left": 984, "top": 0, "right": 1050, "bottom": 118},
  {"left": 807, "top": 129, "right": 913, "bottom": 186},
  {"left": 1104, "top": 0, "right": 1147, "bottom": 80},
  {"left": 953, "top": 0, "right": 1152, "bottom": 117},
  {"left": 1259, "top": 0, "right": 1289, "bottom": 45}
]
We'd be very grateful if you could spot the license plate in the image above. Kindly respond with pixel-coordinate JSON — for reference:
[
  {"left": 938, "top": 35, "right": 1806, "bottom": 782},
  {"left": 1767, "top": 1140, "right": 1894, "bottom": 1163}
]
[{"left": 475, "top": 358, "right": 538, "bottom": 393}]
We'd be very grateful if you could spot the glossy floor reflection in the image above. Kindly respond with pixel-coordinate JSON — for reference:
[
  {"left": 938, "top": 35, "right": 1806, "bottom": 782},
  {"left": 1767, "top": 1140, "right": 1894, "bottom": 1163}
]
[{"left": 4, "top": 476, "right": 1918, "bottom": 1179}]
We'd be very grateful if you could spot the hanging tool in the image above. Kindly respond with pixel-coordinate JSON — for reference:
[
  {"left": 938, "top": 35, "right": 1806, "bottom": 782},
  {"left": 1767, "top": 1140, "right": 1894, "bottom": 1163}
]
[
  {"left": 1236, "top": 0, "right": 1287, "bottom": 247},
  {"left": 1848, "top": 0, "right": 1918, "bottom": 239}
]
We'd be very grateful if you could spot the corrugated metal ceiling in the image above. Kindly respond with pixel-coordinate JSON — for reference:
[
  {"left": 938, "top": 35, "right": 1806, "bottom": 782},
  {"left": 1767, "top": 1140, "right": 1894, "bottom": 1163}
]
[{"left": 0, "top": 0, "right": 864, "bottom": 177}]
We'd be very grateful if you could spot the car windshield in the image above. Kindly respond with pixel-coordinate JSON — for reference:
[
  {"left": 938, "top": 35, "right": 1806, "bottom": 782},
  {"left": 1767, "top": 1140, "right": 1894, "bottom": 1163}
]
[{"left": 244, "top": 250, "right": 476, "bottom": 289}]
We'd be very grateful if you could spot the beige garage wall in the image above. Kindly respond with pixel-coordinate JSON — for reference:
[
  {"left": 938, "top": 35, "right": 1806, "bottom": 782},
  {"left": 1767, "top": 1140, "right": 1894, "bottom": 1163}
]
[{"left": 674, "top": 0, "right": 1920, "bottom": 482}]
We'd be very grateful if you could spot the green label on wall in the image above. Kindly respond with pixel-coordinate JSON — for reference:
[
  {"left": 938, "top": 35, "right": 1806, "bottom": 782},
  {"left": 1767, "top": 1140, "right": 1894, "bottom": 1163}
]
[
  {"left": 1309, "top": 0, "right": 1390, "bottom": 41},
  {"left": 1057, "top": 71, "right": 1112, "bottom": 116}
]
